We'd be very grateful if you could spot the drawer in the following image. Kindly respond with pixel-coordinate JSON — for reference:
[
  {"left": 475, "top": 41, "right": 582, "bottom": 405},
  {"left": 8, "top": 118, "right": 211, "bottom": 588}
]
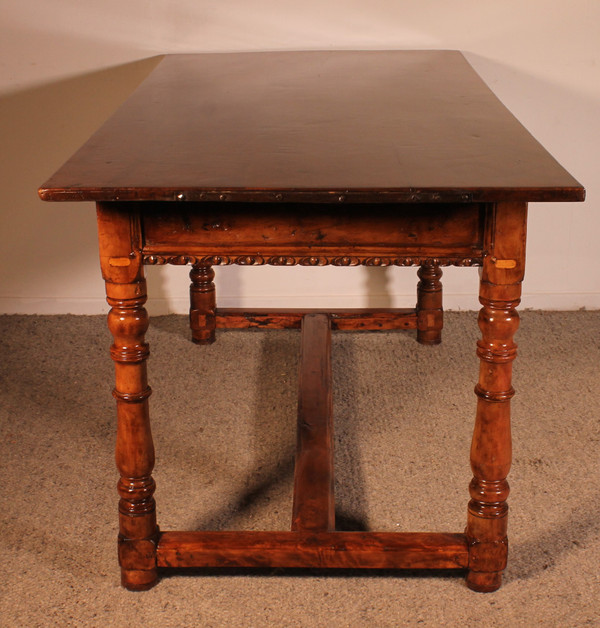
[{"left": 141, "top": 202, "right": 485, "bottom": 263}]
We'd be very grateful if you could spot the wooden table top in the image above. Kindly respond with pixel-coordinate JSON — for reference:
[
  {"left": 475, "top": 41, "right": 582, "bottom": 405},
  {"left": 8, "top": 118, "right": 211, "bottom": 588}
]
[{"left": 39, "top": 51, "right": 584, "bottom": 205}]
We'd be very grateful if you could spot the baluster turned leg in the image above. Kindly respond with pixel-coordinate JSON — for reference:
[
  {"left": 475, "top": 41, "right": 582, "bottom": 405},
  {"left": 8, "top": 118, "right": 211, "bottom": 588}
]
[
  {"left": 190, "top": 262, "right": 216, "bottom": 344},
  {"left": 416, "top": 262, "right": 443, "bottom": 345},
  {"left": 97, "top": 204, "right": 158, "bottom": 590},
  {"left": 106, "top": 278, "right": 158, "bottom": 590},
  {"left": 466, "top": 202, "right": 527, "bottom": 592}
]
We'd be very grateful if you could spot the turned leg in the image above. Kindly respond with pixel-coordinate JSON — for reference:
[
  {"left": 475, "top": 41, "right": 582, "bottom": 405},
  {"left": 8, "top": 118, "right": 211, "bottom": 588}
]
[
  {"left": 190, "top": 262, "right": 216, "bottom": 344},
  {"left": 466, "top": 202, "right": 527, "bottom": 592},
  {"left": 97, "top": 204, "right": 159, "bottom": 591},
  {"left": 106, "top": 278, "right": 158, "bottom": 590},
  {"left": 416, "top": 262, "right": 443, "bottom": 345}
]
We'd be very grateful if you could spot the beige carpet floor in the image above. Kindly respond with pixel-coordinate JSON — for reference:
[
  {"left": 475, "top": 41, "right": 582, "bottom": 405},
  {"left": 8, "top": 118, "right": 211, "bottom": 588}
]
[{"left": 1, "top": 312, "right": 599, "bottom": 627}]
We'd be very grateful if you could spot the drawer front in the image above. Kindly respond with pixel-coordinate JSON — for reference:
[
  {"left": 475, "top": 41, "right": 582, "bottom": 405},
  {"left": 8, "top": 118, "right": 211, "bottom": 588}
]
[{"left": 141, "top": 202, "right": 485, "bottom": 263}]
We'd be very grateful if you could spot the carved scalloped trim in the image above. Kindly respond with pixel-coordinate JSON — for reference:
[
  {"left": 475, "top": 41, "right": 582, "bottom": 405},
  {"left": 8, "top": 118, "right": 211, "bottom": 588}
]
[{"left": 143, "top": 254, "right": 482, "bottom": 267}]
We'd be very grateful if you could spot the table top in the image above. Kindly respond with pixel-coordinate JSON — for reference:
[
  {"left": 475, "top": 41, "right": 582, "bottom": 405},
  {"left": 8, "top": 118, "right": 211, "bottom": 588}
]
[{"left": 39, "top": 51, "right": 584, "bottom": 205}]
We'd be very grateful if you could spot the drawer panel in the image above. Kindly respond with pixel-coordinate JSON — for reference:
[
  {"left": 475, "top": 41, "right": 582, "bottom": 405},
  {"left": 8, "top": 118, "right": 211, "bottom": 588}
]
[{"left": 141, "top": 202, "right": 485, "bottom": 260}]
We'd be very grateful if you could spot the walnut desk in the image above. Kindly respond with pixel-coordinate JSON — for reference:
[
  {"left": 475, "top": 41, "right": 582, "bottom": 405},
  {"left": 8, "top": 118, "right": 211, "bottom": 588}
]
[{"left": 39, "top": 51, "right": 584, "bottom": 592}]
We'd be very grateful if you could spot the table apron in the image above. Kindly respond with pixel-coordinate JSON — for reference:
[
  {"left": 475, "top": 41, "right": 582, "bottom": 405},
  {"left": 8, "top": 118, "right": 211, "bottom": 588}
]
[{"left": 138, "top": 202, "right": 485, "bottom": 265}]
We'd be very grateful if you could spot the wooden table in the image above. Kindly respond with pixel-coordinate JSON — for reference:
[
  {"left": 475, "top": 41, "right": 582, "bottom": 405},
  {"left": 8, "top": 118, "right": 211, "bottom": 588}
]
[{"left": 39, "top": 51, "right": 584, "bottom": 593}]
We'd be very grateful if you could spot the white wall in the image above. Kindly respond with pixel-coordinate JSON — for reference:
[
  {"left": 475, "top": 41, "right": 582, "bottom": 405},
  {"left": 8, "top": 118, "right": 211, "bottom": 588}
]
[{"left": 1, "top": 1, "right": 598, "bottom": 314}]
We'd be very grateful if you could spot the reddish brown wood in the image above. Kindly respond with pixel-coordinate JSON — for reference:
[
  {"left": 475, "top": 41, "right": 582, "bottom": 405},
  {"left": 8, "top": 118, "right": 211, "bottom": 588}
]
[
  {"left": 416, "top": 263, "right": 443, "bottom": 345},
  {"left": 140, "top": 202, "right": 485, "bottom": 262},
  {"left": 215, "top": 308, "right": 417, "bottom": 331},
  {"left": 292, "top": 314, "right": 335, "bottom": 532},
  {"left": 39, "top": 52, "right": 584, "bottom": 593},
  {"left": 157, "top": 531, "right": 469, "bottom": 570},
  {"left": 38, "top": 52, "right": 584, "bottom": 204},
  {"left": 466, "top": 202, "right": 527, "bottom": 592},
  {"left": 97, "top": 203, "right": 159, "bottom": 591},
  {"left": 189, "top": 263, "right": 216, "bottom": 344}
]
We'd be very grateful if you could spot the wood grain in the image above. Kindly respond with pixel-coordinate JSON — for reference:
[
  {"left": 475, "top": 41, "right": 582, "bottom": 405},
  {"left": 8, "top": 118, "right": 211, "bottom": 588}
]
[
  {"left": 140, "top": 202, "right": 485, "bottom": 256},
  {"left": 214, "top": 308, "right": 417, "bottom": 331},
  {"left": 39, "top": 52, "right": 584, "bottom": 204},
  {"left": 156, "top": 531, "right": 469, "bottom": 570},
  {"left": 416, "top": 263, "right": 444, "bottom": 345},
  {"left": 292, "top": 314, "right": 335, "bottom": 532},
  {"left": 465, "top": 202, "right": 527, "bottom": 592},
  {"left": 189, "top": 263, "right": 216, "bottom": 344},
  {"left": 38, "top": 51, "right": 585, "bottom": 592},
  {"left": 97, "top": 203, "right": 159, "bottom": 591}
]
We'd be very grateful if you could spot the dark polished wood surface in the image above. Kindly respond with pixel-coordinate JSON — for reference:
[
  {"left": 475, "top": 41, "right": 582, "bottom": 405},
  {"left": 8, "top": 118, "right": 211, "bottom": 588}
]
[
  {"left": 292, "top": 314, "right": 334, "bottom": 532},
  {"left": 157, "top": 531, "right": 469, "bottom": 570},
  {"left": 39, "top": 50, "right": 584, "bottom": 593},
  {"left": 39, "top": 51, "right": 583, "bottom": 204}
]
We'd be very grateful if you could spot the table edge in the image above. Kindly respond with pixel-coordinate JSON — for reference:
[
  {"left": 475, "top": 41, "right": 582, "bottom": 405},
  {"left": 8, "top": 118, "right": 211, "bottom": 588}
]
[{"left": 38, "top": 185, "right": 586, "bottom": 204}]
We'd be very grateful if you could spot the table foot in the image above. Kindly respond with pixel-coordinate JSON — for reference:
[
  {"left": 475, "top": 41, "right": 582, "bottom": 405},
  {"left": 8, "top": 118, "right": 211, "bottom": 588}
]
[
  {"left": 466, "top": 570, "right": 502, "bottom": 593},
  {"left": 191, "top": 335, "right": 216, "bottom": 345},
  {"left": 121, "top": 568, "right": 159, "bottom": 591}
]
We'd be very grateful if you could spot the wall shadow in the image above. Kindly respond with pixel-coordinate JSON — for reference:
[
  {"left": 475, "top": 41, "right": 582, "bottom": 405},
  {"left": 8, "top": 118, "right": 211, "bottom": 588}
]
[{"left": 0, "top": 57, "right": 163, "bottom": 307}]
